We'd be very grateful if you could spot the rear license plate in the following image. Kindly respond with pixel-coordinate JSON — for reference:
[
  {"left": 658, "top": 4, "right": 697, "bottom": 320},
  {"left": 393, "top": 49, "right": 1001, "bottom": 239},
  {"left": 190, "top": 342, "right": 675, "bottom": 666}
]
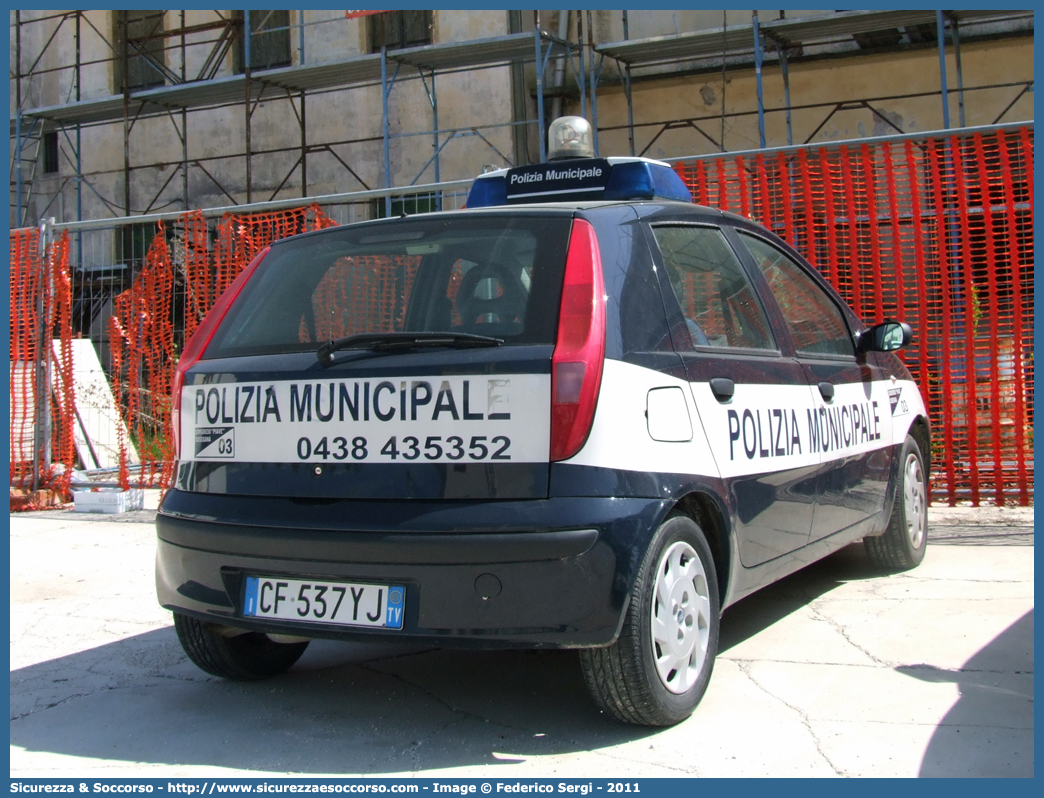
[{"left": 243, "top": 576, "right": 405, "bottom": 630}]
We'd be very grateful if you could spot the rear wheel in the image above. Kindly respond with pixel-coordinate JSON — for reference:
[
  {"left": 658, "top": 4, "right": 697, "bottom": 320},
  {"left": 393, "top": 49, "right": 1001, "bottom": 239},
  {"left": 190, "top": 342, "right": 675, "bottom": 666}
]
[
  {"left": 580, "top": 515, "right": 719, "bottom": 726},
  {"left": 174, "top": 613, "right": 309, "bottom": 680},
  {"left": 865, "top": 435, "right": 928, "bottom": 570}
]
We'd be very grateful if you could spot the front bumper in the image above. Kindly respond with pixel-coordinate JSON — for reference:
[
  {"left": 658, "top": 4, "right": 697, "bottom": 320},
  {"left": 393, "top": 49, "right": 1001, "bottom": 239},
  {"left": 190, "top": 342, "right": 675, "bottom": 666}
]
[{"left": 156, "top": 490, "right": 668, "bottom": 647}]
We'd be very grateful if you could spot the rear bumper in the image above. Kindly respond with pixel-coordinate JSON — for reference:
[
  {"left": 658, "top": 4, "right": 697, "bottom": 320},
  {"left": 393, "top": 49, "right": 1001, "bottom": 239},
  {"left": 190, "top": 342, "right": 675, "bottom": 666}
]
[{"left": 156, "top": 490, "right": 668, "bottom": 647}]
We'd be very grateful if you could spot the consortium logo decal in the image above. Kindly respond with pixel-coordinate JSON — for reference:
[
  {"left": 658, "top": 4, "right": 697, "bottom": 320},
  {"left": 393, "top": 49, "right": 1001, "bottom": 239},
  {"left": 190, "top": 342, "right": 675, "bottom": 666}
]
[
  {"left": 889, "top": 386, "right": 903, "bottom": 414},
  {"left": 195, "top": 426, "right": 234, "bottom": 458}
]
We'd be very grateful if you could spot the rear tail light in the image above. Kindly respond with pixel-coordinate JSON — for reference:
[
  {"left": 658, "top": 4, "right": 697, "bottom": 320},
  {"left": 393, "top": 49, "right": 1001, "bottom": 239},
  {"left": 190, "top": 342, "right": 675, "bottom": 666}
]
[
  {"left": 172, "top": 246, "right": 270, "bottom": 459},
  {"left": 550, "top": 219, "right": 606, "bottom": 461}
]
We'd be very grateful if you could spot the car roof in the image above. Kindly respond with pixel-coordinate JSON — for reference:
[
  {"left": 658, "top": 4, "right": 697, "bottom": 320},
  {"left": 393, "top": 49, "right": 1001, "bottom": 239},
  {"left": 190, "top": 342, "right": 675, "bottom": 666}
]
[{"left": 270, "top": 200, "right": 735, "bottom": 247}]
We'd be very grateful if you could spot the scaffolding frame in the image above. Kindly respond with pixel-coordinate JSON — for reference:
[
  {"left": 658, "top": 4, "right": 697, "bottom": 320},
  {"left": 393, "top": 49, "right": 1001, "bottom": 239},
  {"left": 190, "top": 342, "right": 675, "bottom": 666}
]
[
  {"left": 10, "top": 9, "right": 1035, "bottom": 229},
  {"left": 11, "top": 11, "right": 581, "bottom": 227},
  {"left": 589, "top": 8, "right": 1034, "bottom": 156}
]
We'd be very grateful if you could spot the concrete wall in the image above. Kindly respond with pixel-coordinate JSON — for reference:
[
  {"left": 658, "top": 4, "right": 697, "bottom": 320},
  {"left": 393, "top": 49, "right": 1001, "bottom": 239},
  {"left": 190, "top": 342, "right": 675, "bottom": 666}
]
[{"left": 10, "top": 10, "right": 112, "bottom": 109}]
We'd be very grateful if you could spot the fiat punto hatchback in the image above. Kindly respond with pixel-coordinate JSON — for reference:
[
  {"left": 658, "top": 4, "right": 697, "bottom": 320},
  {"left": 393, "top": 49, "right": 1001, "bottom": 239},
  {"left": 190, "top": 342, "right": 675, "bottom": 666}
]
[{"left": 158, "top": 117, "right": 930, "bottom": 726}]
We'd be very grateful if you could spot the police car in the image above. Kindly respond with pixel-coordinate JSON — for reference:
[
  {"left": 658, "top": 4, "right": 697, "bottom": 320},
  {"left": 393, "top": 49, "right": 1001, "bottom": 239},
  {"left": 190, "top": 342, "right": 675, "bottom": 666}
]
[{"left": 158, "top": 117, "right": 930, "bottom": 726}]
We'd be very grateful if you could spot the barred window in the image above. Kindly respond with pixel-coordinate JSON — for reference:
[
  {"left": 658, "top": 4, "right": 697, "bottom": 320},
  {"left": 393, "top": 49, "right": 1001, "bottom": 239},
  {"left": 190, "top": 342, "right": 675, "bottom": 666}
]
[
  {"left": 368, "top": 11, "right": 433, "bottom": 53},
  {"left": 235, "top": 10, "right": 292, "bottom": 73},
  {"left": 114, "top": 10, "right": 166, "bottom": 92}
]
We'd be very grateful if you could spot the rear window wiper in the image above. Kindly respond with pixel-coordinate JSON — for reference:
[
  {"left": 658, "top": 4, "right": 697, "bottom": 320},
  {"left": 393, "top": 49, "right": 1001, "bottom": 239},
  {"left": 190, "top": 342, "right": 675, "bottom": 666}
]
[{"left": 318, "top": 331, "right": 504, "bottom": 364}]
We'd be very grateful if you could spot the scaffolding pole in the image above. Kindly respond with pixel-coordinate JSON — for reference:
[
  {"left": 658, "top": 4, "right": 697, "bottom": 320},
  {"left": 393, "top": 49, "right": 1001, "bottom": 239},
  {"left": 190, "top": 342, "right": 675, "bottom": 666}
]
[
  {"left": 778, "top": 42, "right": 793, "bottom": 146},
  {"left": 937, "top": 10, "right": 951, "bottom": 129},
  {"left": 587, "top": 11, "right": 600, "bottom": 155},
  {"left": 623, "top": 11, "right": 635, "bottom": 157},
  {"left": 535, "top": 21, "right": 546, "bottom": 162},
  {"left": 245, "top": 10, "right": 252, "bottom": 203},
  {"left": 15, "top": 10, "right": 22, "bottom": 225},
  {"left": 753, "top": 11, "right": 766, "bottom": 149},
  {"left": 950, "top": 16, "right": 966, "bottom": 128}
]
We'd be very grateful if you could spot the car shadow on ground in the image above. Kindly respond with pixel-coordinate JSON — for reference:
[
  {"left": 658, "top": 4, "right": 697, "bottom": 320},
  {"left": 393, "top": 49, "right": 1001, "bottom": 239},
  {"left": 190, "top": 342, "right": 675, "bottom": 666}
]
[
  {"left": 11, "top": 631, "right": 657, "bottom": 774},
  {"left": 718, "top": 541, "right": 883, "bottom": 653},
  {"left": 912, "top": 609, "right": 1034, "bottom": 777},
  {"left": 9, "top": 542, "right": 884, "bottom": 775}
]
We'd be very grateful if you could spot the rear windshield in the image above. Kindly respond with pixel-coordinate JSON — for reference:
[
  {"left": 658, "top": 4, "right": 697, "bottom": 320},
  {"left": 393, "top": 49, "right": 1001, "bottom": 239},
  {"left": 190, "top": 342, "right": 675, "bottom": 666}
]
[{"left": 204, "top": 215, "right": 572, "bottom": 358}]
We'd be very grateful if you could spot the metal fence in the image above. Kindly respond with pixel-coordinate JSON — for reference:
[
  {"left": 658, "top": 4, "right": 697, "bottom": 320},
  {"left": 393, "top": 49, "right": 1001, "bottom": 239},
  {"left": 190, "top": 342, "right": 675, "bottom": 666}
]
[
  {"left": 9, "top": 224, "right": 76, "bottom": 498},
  {"left": 9, "top": 126, "right": 1034, "bottom": 505}
]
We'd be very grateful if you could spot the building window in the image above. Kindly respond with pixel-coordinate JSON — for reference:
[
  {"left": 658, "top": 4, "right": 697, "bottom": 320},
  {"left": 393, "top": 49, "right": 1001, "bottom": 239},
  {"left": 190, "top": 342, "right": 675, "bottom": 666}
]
[
  {"left": 235, "top": 10, "right": 292, "bottom": 73},
  {"left": 368, "top": 11, "right": 433, "bottom": 53},
  {"left": 374, "top": 193, "right": 439, "bottom": 219},
  {"left": 114, "top": 10, "right": 166, "bottom": 92},
  {"left": 43, "top": 131, "right": 59, "bottom": 174}
]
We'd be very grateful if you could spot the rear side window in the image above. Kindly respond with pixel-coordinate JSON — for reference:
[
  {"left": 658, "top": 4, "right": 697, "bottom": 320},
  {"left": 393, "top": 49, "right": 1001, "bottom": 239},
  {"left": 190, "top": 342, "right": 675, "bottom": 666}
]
[
  {"left": 737, "top": 232, "right": 855, "bottom": 358},
  {"left": 651, "top": 225, "right": 776, "bottom": 351},
  {"left": 205, "top": 216, "right": 572, "bottom": 358}
]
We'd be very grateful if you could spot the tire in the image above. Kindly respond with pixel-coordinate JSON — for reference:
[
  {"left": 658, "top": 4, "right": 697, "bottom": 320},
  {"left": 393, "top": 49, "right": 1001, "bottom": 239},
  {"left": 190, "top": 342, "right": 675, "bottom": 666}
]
[
  {"left": 864, "top": 435, "right": 928, "bottom": 571},
  {"left": 580, "top": 515, "right": 720, "bottom": 726},
  {"left": 173, "top": 612, "right": 309, "bottom": 681}
]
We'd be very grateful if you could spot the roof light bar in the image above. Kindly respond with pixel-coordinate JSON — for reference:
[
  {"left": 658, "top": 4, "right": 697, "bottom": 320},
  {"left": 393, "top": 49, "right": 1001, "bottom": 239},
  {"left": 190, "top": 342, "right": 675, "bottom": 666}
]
[{"left": 466, "top": 156, "right": 693, "bottom": 208}]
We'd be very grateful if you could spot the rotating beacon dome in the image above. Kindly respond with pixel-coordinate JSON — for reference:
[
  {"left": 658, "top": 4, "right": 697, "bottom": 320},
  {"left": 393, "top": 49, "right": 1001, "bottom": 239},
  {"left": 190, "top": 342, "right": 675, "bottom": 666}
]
[{"left": 548, "top": 116, "right": 595, "bottom": 161}]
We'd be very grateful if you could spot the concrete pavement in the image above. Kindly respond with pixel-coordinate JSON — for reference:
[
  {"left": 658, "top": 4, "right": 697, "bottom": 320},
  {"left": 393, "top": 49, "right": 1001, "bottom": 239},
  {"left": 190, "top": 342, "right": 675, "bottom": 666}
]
[{"left": 9, "top": 500, "right": 1033, "bottom": 778}]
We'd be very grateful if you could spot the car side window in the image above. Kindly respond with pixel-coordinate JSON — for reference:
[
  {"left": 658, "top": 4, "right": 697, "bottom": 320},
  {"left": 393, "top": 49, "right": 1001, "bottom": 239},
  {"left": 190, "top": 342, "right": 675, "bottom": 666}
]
[
  {"left": 738, "top": 232, "right": 855, "bottom": 358},
  {"left": 651, "top": 225, "right": 776, "bottom": 351}
]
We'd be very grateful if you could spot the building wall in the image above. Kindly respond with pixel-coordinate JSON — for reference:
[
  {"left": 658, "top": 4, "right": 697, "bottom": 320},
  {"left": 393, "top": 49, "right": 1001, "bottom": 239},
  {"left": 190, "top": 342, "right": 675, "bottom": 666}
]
[
  {"left": 10, "top": 9, "right": 1034, "bottom": 227},
  {"left": 13, "top": 10, "right": 520, "bottom": 222},
  {"left": 592, "top": 37, "right": 1035, "bottom": 159}
]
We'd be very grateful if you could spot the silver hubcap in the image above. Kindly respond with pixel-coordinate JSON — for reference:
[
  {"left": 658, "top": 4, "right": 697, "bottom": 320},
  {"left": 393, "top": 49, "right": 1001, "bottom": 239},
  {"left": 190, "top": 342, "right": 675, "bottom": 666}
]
[
  {"left": 903, "top": 452, "right": 926, "bottom": 549},
  {"left": 651, "top": 541, "right": 711, "bottom": 694}
]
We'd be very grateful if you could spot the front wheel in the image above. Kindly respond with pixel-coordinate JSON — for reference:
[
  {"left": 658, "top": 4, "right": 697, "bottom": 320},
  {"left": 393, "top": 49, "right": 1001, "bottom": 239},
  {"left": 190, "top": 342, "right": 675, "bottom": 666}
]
[
  {"left": 174, "top": 613, "right": 309, "bottom": 681},
  {"left": 580, "top": 515, "right": 720, "bottom": 726},
  {"left": 864, "top": 435, "right": 928, "bottom": 570}
]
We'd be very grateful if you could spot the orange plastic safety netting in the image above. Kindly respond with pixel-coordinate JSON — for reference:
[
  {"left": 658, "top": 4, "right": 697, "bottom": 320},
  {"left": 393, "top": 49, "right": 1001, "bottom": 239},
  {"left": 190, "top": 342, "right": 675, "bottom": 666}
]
[
  {"left": 21, "top": 131, "right": 1032, "bottom": 508},
  {"left": 10, "top": 228, "right": 77, "bottom": 506},
  {"left": 674, "top": 126, "right": 1035, "bottom": 506},
  {"left": 302, "top": 255, "right": 423, "bottom": 343},
  {"left": 108, "top": 205, "right": 338, "bottom": 488}
]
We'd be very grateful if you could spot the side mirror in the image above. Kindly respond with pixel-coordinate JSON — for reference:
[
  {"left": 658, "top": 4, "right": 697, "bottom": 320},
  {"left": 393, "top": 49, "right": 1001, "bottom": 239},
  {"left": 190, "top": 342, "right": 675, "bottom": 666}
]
[{"left": 857, "top": 321, "right": 913, "bottom": 353}]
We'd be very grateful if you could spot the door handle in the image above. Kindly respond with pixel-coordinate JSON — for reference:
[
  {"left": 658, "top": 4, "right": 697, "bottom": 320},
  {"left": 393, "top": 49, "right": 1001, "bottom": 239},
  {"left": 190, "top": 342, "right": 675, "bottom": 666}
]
[
  {"left": 818, "top": 381, "right": 835, "bottom": 401},
  {"left": 710, "top": 377, "right": 735, "bottom": 402}
]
